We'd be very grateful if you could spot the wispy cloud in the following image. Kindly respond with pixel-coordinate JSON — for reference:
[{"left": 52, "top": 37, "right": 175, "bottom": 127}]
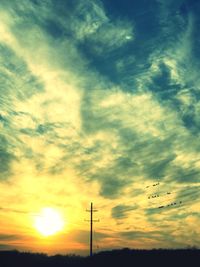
[{"left": 0, "top": 0, "right": 200, "bottom": 253}]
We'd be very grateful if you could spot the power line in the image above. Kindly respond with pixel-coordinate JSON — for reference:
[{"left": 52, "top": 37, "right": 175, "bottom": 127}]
[{"left": 93, "top": 229, "right": 100, "bottom": 252}]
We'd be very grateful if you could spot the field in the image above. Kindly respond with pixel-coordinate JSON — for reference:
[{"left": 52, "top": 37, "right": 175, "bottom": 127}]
[{"left": 1, "top": 248, "right": 200, "bottom": 267}]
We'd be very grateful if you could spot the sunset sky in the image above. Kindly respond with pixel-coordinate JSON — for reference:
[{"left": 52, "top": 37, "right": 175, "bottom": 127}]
[{"left": 0, "top": 0, "right": 200, "bottom": 255}]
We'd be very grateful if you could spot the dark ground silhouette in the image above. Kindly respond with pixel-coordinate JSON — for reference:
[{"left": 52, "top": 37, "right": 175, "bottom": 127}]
[{"left": 0, "top": 248, "right": 200, "bottom": 267}]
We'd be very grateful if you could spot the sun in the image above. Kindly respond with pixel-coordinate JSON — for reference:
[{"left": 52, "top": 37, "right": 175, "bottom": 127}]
[{"left": 34, "top": 207, "right": 64, "bottom": 236}]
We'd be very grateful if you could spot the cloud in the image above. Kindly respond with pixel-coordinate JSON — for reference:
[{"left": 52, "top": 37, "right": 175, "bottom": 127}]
[
  {"left": 120, "top": 230, "right": 161, "bottom": 240},
  {"left": 0, "top": 134, "right": 16, "bottom": 180},
  {"left": 0, "top": 244, "right": 16, "bottom": 250},
  {"left": 111, "top": 205, "right": 137, "bottom": 220},
  {"left": 70, "top": 0, "right": 109, "bottom": 40},
  {"left": 0, "top": 0, "right": 200, "bottom": 253},
  {"left": 0, "top": 234, "right": 24, "bottom": 241},
  {"left": 82, "top": 20, "right": 133, "bottom": 53}
]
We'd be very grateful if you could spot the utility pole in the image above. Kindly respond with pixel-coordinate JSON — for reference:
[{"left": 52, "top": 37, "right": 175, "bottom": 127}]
[{"left": 86, "top": 202, "right": 99, "bottom": 257}]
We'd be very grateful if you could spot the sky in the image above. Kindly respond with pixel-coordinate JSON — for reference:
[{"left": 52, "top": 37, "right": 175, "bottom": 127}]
[{"left": 0, "top": 0, "right": 200, "bottom": 256}]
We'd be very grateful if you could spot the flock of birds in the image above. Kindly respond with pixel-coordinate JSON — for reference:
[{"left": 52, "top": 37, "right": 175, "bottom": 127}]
[{"left": 144, "top": 181, "right": 200, "bottom": 212}]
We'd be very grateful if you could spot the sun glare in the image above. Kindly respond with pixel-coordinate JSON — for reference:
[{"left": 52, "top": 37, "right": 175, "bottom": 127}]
[{"left": 34, "top": 208, "right": 64, "bottom": 236}]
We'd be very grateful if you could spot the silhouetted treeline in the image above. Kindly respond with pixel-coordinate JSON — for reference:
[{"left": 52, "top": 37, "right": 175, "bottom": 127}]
[{"left": 1, "top": 248, "right": 200, "bottom": 267}]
